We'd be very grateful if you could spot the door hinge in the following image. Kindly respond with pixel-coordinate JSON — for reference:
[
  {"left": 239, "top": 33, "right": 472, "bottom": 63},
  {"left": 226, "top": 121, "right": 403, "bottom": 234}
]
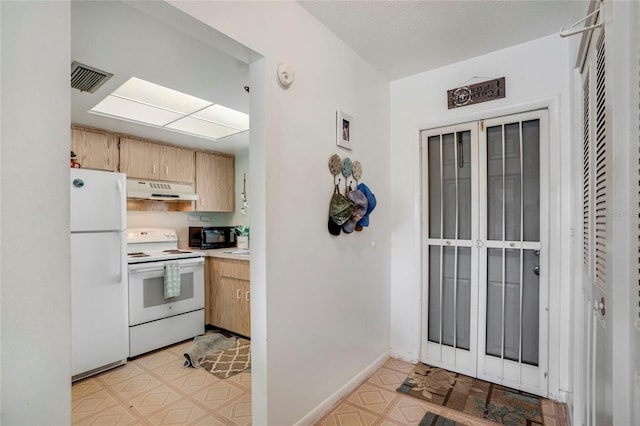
[
  {"left": 544, "top": 372, "right": 548, "bottom": 378},
  {"left": 480, "top": 120, "right": 485, "bottom": 131}
]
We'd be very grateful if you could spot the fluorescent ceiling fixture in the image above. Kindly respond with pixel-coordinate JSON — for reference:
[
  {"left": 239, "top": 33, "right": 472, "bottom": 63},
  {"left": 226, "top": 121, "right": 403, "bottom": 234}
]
[
  {"left": 89, "top": 77, "right": 249, "bottom": 141},
  {"left": 166, "top": 116, "right": 243, "bottom": 140},
  {"left": 192, "top": 104, "right": 249, "bottom": 131},
  {"left": 91, "top": 95, "right": 183, "bottom": 126}
]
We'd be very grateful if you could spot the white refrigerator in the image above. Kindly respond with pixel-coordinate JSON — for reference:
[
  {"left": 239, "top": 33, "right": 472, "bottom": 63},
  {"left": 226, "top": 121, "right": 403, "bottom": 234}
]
[{"left": 71, "top": 168, "right": 128, "bottom": 379}]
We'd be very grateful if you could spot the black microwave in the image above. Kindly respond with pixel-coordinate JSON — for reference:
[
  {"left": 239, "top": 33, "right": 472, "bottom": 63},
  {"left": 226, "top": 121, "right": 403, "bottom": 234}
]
[{"left": 189, "top": 226, "right": 236, "bottom": 249}]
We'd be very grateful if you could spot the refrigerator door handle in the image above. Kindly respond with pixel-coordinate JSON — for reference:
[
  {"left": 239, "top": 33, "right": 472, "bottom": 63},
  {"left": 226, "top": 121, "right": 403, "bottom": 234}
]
[
  {"left": 116, "top": 178, "right": 126, "bottom": 284},
  {"left": 116, "top": 179, "right": 125, "bottom": 231},
  {"left": 120, "top": 234, "right": 126, "bottom": 284}
]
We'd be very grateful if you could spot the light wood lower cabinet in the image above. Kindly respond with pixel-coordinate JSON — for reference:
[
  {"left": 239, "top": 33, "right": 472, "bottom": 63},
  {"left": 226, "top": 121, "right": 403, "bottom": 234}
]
[{"left": 205, "top": 257, "right": 250, "bottom": 337}]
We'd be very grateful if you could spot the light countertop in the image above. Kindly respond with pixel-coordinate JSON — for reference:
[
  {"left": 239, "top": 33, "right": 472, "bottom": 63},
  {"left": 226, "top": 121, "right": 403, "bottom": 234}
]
[{"left": 190, "top": 247, "right": 251, "bottom": 261}]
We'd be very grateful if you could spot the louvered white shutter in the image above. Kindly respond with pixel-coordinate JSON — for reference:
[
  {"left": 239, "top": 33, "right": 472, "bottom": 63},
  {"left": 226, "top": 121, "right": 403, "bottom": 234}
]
[
  {"left": 594, "top": 33, "right": 608, "bottom": 291},
  {"left": 583, "top": 75, "right": 591, "bottom": 270}
]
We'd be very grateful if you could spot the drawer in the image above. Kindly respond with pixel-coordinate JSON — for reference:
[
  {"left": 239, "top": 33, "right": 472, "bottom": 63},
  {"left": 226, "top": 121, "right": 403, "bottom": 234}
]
[{"left": 219, "top": 259, "right": 250, "bottom": 281}]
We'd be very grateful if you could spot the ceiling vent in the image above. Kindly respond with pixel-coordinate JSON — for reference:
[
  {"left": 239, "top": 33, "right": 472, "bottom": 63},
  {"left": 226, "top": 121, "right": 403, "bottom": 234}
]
[{"left": 70, "top": 61, "right": 113, "bottom": 93}]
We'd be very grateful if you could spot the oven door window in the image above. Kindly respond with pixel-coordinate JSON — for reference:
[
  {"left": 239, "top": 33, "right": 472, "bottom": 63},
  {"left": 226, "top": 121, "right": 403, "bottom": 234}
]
[{"left": 143, "top": 273, "right": 194, "bottom": 307}]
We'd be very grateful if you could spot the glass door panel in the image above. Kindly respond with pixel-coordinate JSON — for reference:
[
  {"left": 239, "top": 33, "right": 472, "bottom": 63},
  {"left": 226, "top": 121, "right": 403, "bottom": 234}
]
[{"left": 484, "top": 120, "right": 540, "bottom": 365}]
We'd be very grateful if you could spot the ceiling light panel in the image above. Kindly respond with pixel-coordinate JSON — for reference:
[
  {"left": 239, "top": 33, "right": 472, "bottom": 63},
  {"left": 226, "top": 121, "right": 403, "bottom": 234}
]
[
  {"left": 112, "top": 77, "right": 211, "bottom": 114},
  {"left": 192, "top": 104, "right": 249, "bottom": 130},
  {"left": 88, "top": 76, "right": 249, "bottom": 141},
  {"left": 90, "top": 96, "right": 183, "bottom": 126},
  {"left": 166, "top": 116, "right": 243, "bottom": 140}
]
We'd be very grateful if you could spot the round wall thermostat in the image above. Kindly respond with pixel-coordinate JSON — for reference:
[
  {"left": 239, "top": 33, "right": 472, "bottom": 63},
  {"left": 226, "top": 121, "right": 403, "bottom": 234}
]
[{"left": 277, "top": 63, "right": 295, "bottom": 87}]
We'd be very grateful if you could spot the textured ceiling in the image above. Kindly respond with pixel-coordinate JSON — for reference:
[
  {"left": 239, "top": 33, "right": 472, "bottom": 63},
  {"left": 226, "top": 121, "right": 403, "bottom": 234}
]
[{"left": 298, "top": 0, "right": 588, "bottom": 80}]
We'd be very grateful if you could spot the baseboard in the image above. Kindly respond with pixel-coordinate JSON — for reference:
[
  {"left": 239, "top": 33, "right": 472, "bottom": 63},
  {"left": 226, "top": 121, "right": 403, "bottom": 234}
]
[{"left": 294, "top": 350, "right": 390, "bottom": 426}]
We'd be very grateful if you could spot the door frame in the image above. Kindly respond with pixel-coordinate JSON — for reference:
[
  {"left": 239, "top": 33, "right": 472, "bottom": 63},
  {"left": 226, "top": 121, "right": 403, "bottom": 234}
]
[{"left": 417, "top": 96, "right": 564, "bottom": 401}]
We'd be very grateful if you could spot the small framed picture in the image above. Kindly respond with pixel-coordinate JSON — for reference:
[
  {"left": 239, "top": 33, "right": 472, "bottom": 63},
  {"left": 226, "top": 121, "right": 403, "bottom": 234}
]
[{"left": 336, "top": 110, "right": 353, "bottom": 150}]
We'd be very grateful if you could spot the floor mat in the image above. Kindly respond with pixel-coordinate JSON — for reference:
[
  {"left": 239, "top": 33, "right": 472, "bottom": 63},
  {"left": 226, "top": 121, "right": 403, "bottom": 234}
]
[
  {"left": 199, "top": 338, "right": 251, "bottom": 379},
  {"left": 397, "top": 363, "right": 544, "bottom": 425},
  {"left": 420, "top": 411, "right": 461, "bottom": 426}
]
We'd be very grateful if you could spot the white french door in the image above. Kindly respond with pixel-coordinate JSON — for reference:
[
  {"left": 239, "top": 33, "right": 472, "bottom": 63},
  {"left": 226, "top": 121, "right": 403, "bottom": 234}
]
[
  {"left": 421, "top": 110, "right": 549, "bottom": 397},
  {"left": 421, "top": 122, "right": 479, "bottom": 378}
]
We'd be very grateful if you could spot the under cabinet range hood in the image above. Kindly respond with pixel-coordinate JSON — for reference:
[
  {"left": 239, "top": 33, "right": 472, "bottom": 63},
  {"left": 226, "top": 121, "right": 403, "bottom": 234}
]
[{"left": 126, "top": 179, "right": 199, "bottom": 201}]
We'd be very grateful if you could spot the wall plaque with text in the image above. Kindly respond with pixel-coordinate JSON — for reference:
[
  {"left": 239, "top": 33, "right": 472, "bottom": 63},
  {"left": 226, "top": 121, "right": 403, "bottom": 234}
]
[{"left": 447, "top": 77, "right": 506, "bottom": 109}]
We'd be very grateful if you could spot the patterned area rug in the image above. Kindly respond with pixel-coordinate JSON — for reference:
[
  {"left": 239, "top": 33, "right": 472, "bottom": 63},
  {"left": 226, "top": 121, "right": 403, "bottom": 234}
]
[
  {"left": 397, "top": 363, "right": 544, "bottom": 426},
  {"left": 199, "top": 338, "right": 251, "bottom": 379},
  {"left": 420, "top": 411, "right": 460, "bottom": 426}
]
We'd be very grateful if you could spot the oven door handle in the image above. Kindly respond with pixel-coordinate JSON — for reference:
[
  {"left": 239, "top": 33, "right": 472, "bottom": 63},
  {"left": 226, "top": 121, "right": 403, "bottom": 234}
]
[{"left": 128, "top": 257, "right": 205, "bottom": 273}]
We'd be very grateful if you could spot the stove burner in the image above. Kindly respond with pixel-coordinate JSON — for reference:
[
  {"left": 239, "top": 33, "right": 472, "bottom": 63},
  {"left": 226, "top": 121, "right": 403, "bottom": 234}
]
[{"left": 128, "top": 252, "right": 150, "bottom": 258}]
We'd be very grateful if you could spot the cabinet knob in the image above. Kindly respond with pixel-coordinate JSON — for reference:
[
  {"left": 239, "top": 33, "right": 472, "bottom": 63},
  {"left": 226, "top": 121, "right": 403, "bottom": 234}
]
[{"left": 236, "top": 289, "right": 241, "bottom": 299}]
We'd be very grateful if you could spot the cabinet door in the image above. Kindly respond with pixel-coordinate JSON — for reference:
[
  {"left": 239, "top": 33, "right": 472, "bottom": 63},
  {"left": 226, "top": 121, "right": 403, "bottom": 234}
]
[
  {"left": 195, "top": 151, "right": 235, "bottom": 212},
  {"left": 161, "top": 145, "right": 194, "bottom": 184},
  {"left": 120, "top": 137, "right": 160, "bottom": 180},
  {"left": 235, "top": 279, "right": 251, "bottom": 337},
  {"left": 209, "top": 258, "right": 250, "bottom": 337},
  {"left": 71, "top": 126, "right": 119, "bottom": 172}
]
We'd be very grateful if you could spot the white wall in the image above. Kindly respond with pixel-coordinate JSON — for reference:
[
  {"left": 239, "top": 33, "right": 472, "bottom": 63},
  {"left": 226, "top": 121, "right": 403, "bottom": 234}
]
[
  {"left": 389, "top": 34, "right": 572, "bottom": 401},
  {"left": 0, "top": 1, "right": 71, "bottom": 424},
  {"left": 606, "top": 1, "right": 637, "bottom": 423},
  {"left": 0, "top": 1, "right": 389, "bottom": 423},
  {"left": 170, "top": 2, "right": 391, "bottom": 425}
]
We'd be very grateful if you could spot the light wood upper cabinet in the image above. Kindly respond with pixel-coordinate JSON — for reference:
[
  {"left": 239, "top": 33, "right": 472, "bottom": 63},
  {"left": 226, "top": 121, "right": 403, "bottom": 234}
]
[
  {"left": 206, "top": 257, "right": 250, "bottom": 337},
  {"left": 120, "top": 137, "right": 159, "bottom": 180},
  {"left": 71, "top": 126, "right": 119, "bottom": 172},
  {"left": 72, "top": 128, "right": 238, "bottom": 215},
  {"left": 120, "top": 137, "right": 194, "bottom": 183},
  {"left": 195, "top": 151, "right": 234, "bottom": 212},
  {"left": 162, "top": 144, "right": 195, "bottom": 184}
]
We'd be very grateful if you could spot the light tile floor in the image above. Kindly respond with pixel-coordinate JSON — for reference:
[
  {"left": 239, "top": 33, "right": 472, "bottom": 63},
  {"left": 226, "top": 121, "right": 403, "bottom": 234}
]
[
  {"left": 317, "top": 358, "right": 568, "bottom": 426},
  {"left": 72, "top": 342, "right": 567, "bottom": 426},
  {"left": 72, "top": 339, "right": 251, "bottom": 425}
]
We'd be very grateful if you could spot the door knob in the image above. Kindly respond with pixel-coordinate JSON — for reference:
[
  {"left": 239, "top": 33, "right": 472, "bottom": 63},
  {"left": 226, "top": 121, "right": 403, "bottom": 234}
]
[{"left": 533, "top": 266, "right": 540, "bottom": 275}]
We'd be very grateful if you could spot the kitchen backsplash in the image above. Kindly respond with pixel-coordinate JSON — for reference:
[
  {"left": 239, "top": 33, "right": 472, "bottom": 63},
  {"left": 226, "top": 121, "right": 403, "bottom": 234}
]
[{"left": 127, "top": 211, "right": 239, "bottom": 248}]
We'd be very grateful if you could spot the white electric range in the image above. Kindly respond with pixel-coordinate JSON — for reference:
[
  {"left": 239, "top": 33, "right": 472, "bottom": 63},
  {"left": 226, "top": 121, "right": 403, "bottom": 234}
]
[{"left": 126, "top": 228, "right": 205, "bottom": 357}]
